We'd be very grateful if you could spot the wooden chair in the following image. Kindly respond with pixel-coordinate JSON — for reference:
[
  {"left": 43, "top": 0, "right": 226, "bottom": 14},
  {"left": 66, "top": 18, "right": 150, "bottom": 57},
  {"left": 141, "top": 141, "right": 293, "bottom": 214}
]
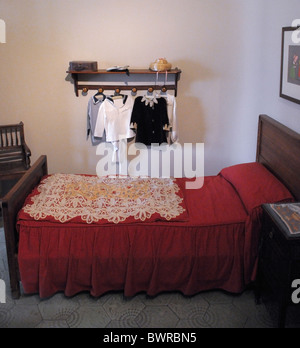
[{"left": 0, "top": 122, "right": 31, "bottom": 198}]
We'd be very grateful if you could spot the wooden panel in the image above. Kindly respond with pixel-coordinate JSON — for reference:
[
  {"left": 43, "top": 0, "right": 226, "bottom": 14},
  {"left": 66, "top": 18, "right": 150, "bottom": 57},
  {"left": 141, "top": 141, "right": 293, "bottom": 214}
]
[
  {"left": 67, "top": 68, "right": 182, "bottom": 97},
  {"left": 257, "top": 115, "right": 300, "bottom": 201}
]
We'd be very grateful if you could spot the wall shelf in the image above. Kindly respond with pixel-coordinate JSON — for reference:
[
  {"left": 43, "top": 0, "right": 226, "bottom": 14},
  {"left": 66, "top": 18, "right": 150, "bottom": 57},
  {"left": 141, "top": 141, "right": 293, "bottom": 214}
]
[{"left": 66, "top": 68, "right": 182, "bottom": 97}]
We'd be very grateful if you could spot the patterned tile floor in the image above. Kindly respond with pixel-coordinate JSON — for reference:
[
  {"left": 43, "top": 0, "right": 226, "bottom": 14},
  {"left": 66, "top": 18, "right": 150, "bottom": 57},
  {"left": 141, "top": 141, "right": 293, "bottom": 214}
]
[{"left": 1, "top": 217, "right": 299, "bottom": 329}]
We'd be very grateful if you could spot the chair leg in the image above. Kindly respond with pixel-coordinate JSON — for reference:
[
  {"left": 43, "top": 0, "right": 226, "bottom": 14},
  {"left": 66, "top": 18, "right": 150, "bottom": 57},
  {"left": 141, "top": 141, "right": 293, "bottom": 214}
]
[
  {"left": 11, "top": 286, "right": 21, "bottom": 300},
  {"left": 7, "top": 262, "right": 21, "bottom": 299}
]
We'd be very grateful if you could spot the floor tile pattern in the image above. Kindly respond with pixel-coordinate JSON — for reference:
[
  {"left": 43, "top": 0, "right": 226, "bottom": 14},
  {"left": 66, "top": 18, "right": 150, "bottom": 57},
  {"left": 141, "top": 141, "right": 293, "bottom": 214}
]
[{"left": 1, "top": 216, "right": 299, "bottom": 328}]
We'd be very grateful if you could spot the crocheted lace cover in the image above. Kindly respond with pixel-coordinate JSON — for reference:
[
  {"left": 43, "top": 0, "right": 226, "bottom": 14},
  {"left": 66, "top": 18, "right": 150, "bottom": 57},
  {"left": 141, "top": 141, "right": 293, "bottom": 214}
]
[{"left": 23, "top": 174, "right": 185, "bottom": 224}]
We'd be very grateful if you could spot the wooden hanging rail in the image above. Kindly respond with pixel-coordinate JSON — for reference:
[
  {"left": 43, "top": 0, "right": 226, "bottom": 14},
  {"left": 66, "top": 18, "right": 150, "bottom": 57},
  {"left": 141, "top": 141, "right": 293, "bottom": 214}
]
[{"left": 66, "top": 68, "right": 182, "bottom": 97}]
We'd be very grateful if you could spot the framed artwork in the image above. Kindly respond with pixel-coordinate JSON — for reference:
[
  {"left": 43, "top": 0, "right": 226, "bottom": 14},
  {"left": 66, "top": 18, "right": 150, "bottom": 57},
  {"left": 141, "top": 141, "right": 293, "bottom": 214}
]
[{"left": 280, "top": 26, "right": 300, "bottom": 105}]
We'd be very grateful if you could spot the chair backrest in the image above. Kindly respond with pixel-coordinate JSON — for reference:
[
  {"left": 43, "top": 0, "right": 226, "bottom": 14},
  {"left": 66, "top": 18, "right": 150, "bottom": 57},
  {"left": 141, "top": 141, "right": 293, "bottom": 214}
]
[{"left": 0, "top": 122, "right": 30, "bottom": 172}]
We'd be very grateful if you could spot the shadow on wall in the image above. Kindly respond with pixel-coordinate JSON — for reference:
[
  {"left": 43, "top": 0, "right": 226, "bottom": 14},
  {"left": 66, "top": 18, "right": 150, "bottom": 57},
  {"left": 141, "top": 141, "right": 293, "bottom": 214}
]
[{"left": 173, "top": 59, "right": 217, "bottom": 144}]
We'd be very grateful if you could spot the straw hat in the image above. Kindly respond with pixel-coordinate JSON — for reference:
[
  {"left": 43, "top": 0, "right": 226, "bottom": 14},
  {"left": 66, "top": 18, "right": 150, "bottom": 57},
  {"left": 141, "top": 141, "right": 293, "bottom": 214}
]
[{"left": 149, "top": 58, "right": 172, "bottom": 72}]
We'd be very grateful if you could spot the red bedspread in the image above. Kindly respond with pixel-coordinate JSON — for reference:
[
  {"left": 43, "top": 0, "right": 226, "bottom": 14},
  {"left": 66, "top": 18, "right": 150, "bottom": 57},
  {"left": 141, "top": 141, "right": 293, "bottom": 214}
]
[{"left": 17, "top": 163, "right": 293, "bottom": 298}]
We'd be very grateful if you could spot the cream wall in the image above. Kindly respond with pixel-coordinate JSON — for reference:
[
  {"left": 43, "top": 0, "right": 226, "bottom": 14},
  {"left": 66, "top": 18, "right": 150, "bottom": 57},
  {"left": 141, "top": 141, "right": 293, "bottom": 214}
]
[{"left": 0, "top": 0, "right": 299, "bottom": 176}]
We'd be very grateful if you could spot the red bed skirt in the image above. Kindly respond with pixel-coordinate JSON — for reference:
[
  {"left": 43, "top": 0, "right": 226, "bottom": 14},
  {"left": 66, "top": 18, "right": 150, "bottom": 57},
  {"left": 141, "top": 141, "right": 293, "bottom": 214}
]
[{"left": 18, "top": 221, "right": 249, "bottom": 298}]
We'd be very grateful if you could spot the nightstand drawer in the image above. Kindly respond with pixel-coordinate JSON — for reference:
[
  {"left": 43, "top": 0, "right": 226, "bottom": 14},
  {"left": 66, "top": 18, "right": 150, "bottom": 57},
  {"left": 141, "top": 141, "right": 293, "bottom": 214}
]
[
  {"left": 264, "top": 224, "right": 290, "bottom": 258},
  {"left": 266, "top": 223, "right": 300, "bottom": 261},
  {"left": 262, "top": 233, "right": 289, "bottom": 284},
  {"left": 290, "top": 235, "right": 300, "bottom": 260}
]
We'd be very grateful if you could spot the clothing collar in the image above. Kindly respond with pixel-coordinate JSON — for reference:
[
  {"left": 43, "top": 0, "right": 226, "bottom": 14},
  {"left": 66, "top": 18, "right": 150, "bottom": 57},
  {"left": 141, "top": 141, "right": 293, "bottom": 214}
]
[{"left": 106, "top": 95, "right": 131, "bottom": 111}]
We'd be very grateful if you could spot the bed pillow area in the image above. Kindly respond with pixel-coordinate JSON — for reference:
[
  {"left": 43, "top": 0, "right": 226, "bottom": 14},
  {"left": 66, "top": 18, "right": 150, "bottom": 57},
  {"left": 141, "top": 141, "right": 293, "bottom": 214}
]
[{"left": 220, "top": 162, "right": 294, "bottom": 214}]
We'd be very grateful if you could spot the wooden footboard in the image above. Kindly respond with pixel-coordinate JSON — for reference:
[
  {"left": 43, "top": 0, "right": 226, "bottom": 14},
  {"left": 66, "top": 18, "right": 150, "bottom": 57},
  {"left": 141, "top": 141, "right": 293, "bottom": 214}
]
[{"left": 1, "top": 155, "right": 48, "bottom": 298}]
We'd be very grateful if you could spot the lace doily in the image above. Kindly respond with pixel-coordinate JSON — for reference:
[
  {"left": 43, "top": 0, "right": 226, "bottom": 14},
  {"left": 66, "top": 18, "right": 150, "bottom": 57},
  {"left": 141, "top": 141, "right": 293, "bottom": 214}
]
[{"left": 23, "top": 174, "right": 185, "bottom": 224}]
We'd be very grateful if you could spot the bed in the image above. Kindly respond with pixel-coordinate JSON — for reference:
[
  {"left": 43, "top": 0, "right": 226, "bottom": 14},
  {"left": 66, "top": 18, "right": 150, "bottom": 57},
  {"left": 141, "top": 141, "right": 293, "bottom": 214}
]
[{"left": 2, "top": 114, "right": 300, "bottom": 299}]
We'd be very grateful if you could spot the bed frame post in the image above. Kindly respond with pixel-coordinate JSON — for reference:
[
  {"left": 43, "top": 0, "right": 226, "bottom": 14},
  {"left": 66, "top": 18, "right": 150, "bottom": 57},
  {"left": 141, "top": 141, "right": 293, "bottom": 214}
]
[
  {"left": 1, "top": 203, "right": 20, "bottom": 299},
  {"left": 1, "top": 155, "right": 48, "bottom": 299}
]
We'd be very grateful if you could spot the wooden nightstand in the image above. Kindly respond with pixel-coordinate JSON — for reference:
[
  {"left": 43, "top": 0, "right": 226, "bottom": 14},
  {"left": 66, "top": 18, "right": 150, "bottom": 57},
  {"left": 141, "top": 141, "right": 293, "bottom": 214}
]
[{"left": 256, "top": 203, "right": 300, "bottom": 328}]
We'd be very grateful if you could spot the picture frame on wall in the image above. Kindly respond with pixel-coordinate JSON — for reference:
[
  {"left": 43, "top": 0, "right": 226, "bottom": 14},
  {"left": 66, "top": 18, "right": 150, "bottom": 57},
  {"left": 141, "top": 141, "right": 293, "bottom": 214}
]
[{"left": 280, "top": 26, "right": 300, "bottom": 105}]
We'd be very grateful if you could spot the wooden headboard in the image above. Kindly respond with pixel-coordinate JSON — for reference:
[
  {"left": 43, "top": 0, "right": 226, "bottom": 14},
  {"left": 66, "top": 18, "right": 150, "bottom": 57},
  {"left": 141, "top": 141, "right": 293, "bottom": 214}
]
[{"left": 256, "top": 114, "right": 300, "bottom": 201}]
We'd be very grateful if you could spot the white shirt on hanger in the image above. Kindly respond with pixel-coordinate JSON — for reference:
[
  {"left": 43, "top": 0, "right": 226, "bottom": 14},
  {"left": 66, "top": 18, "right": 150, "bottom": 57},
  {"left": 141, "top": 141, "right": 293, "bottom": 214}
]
[
  {"left": 94, "top": 94, "right": 135, "bottom": 163},
  {"left": 94, "top": 95, "right": 135, "bottom": 142}
]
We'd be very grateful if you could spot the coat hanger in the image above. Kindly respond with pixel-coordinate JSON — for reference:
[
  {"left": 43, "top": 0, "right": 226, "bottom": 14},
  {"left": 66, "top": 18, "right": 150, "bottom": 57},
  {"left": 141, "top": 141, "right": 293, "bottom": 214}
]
[
  {"left": 93, "top": 88, "right": 106, "bottom": 101},
  {"left": 110, "top": 88, "right": 124, "bottom": 100},
  {"left": 109, "top": 89, "right": 128, "bottom": 105},
  {"left": 140, "top": 72, "right": 160, "bottom": 108},
  {"left": 141, "top": 86, "right": 158, "bottom": 108}
]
